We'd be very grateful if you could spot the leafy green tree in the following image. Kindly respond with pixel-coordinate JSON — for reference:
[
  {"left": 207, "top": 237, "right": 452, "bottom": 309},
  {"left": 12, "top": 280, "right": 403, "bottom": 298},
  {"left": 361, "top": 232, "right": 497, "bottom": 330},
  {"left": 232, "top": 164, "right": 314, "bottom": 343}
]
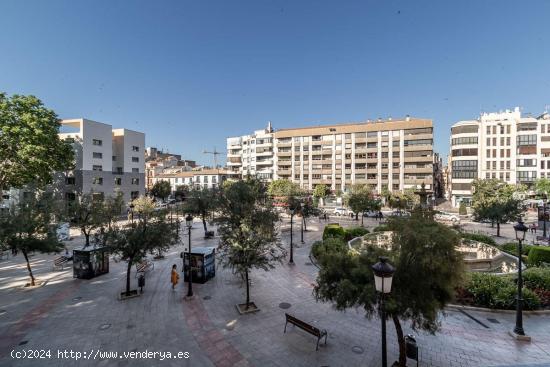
[
  {"left": 151, "top": 180, "right": 172, "bottom": 201},
  {"left": 346, "top": 184, "right": 380, "bottom": 225},
  {"left": 174, "top": 185, "right": 189, "bottom": 202},
  {"left": 534, "top": 178, "right": 550, "bottom": 199},
  {"left": 268, "top": 179, "right": 302, "bottom": 198},
  {"left": 472, "top": 179, "right": 525, "bottom": 236},
  {"left": 102, "top": 192, "right": 124, "bottom": 230},
  {"left": 0, "top": 191, "right": 64, "bottom": 286},
  {"left": 314, "top": 210, "right": 463, "bottom": 366},
  {"left": 216, "top": 178, "right": 286, "bottom": 310},
  {"left": 67, "top": 193, "right": 109, "bottom": 247},
  {"left": 0, "top": 93, "right": 74, "bottom": 194},
  {"left": 184, "top": 187, "right": 218, "bottom": 235},
  {"left": 299, "top": 197, "right": 320, "bottom": 231},
  {"left": 312, "top": 184, "right": 330, "bottom": 206}
]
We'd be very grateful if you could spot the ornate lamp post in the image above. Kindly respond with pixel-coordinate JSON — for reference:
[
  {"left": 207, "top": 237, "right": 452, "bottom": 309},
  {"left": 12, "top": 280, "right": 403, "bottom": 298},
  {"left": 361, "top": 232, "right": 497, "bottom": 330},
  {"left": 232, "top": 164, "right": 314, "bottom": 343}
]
[
  {"left": 289, "top": 207, "right": 295, "bottom": 264},
  {"left": 372, "top": 256, "right": 395, "bottom": 367},
  {"left": 185, "top": 214, "right": 194, "bottom": 298},
  {"left": 543, "top": 194, "right": 548, "bottom": 238},
  {"left": 300, "top": 202, "right": 305, "bottom": 244},
  {"left": 512, "top": 219, "right": 528, "bottom": 339}
]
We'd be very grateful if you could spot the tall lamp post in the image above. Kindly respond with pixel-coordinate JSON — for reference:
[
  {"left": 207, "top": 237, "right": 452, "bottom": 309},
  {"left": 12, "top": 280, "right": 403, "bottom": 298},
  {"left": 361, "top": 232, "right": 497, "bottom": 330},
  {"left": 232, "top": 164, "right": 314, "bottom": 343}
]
[
  {"left": 289, "top": 207, "right": 295, "bottom": 264},
  {"left": 372, "top": 256, "right": 395, "bottom": 367},
  {"left": 300, "top": 202, "right": 305, "bottom": 244},
  {"left": 512, "top": 219, "right": 527, "bottom": 339},
  {"left": 543, "top": 194, "right": 548, "bottom": 239},
  {"left": 185, "top": 214, "right": 194, "bottom": 298}
]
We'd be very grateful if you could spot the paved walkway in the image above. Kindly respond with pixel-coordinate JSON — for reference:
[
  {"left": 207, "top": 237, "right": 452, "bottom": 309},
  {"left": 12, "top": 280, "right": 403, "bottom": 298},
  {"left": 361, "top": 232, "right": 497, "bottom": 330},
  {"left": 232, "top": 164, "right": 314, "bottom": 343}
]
[{"left": 1, "top": 217, "right": 549, "bottom": 367}]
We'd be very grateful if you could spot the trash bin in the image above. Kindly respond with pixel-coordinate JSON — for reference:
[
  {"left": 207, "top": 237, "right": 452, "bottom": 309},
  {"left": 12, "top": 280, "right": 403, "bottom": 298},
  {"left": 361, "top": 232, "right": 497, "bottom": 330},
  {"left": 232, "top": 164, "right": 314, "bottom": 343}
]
[{"left": 405, "top": 334, "right": 418, "bottom": 366}]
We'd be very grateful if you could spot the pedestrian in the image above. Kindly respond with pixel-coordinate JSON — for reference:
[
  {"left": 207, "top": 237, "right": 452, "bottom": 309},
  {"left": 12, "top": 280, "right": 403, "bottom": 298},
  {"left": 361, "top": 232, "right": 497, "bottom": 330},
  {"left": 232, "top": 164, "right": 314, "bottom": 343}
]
[
  {"left": 378, "top": 210, "right": 383, "bottom": 221},
  {"left": 533, "top": 222, "right": 538, "bottom": 234},
  {"left": 171, "top": 264, "right": 179, "bottom": 290}
]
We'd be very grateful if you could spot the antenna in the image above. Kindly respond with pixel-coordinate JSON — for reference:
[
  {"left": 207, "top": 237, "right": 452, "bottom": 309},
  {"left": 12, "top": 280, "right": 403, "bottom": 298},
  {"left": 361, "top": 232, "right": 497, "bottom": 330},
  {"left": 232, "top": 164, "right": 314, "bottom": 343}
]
[{"left": 203, "top": 147, "right": 222, "bottom": 169}]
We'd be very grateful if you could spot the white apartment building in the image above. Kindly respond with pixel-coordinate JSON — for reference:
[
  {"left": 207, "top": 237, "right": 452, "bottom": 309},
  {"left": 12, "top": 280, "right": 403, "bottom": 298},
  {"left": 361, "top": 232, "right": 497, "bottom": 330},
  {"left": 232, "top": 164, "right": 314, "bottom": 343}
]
[
  {"left": 449, "top": 108, "right": 550, "bottom": 207},
  {"left": 58, "top": 118, "right": 145, "bottom": 204},
  {"left": 151, "top": 169, "right": 232, "bottom": 192},
  {"left": 227, "top": 122, "right": 274, "bottom": 181}
]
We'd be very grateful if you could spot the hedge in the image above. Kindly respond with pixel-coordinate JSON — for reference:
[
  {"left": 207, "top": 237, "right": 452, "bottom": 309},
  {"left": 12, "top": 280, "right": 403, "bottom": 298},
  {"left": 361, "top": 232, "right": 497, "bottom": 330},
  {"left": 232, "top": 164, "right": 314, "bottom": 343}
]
[
  {"left": 523, "top": 267, "right": 550, "bottom": 291},
  {"left": 372, "top": 224, "right": 390, "bottom": 233},
  {"left": 498, "top": 242, "right": 532, "bottom": 257},
  {"left": 460, "top": 232, "right": 496, "bottom": 246},
  {"left": 322, "top": 224, "right": 346, "bottom": 240},
  {"left": 344, "top": 227, "right": 370, "bottom": 241},
  {"left": 527, "top": 246, "right": 550, "bottom": 266},
  {"left": 311, "top": 238, "right": 347, "bottom": 260}
]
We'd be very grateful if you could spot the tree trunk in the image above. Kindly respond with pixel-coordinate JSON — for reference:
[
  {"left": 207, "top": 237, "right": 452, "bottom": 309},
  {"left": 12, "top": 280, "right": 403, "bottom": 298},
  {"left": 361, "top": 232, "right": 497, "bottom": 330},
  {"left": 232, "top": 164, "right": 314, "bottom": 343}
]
[
  {"left": 22, "top": 249, "right": 36, "bottom": 286},
  {"left": 392, "top": 314, "right": 407, "bottom": 367},
  {"left": 361, "top": 212, "right": 364, "bottom": 226},
  {"left": 496, "top": 221, "right": 500, "bottom": 237},
  {"left": 126, "top": 256, "right": 133, "bottom": 295},
  {"left": 245, "top": 269, "right": 250, "bottom": 309},
  {"left": 355, "top": 213, "right": 358, "bottom": 221},
  {"left": 201, "top": 212, "right": 207, "bottom": 235},
  {"left": 83, "top": 229, "right": 90, "bottom": 247}
]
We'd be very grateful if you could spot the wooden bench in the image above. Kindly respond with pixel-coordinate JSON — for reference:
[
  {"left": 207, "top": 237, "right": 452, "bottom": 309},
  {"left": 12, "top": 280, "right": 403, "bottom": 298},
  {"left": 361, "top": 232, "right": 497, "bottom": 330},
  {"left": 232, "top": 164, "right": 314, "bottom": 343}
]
[
  {"left": 284, "top": 313, "right": 327, "bottom": 351},
  {"left": 53, "top": 256, "right": 69, "bottom": 270},
  {"left": 135, "top": 260, "right": 154, "bottom": 276}
]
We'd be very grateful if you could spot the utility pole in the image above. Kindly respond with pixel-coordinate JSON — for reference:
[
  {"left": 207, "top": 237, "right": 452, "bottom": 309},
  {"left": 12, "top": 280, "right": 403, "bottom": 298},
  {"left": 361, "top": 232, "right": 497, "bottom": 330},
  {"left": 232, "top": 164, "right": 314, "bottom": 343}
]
[{"left": 203, "top": 147, "right": 222, "bottom": 169}]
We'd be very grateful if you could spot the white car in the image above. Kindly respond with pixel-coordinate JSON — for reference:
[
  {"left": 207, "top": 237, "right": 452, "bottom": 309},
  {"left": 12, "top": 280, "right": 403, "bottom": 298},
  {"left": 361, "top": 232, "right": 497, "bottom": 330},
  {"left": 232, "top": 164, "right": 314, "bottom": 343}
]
[
  {"left": 333, "top": 207, "right": 350, "bottom": 216},
  {"left": 434, "top": 211, "right": 461, "bottom": 225}
]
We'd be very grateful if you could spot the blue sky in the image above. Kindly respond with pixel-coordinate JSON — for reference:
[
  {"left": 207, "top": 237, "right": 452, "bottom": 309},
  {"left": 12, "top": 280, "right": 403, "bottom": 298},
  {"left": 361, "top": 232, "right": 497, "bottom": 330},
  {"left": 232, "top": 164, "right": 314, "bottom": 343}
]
[{"left": 1, "top": 0, "right": 549, "bottom": 165}]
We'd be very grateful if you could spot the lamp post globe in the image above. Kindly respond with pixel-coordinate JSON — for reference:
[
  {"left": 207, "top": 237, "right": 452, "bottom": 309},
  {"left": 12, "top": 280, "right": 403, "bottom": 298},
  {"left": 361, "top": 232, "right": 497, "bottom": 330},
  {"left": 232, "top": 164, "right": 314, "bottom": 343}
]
[
  {"left": 512, "top": 219, "right": 528, "bottom": 337},
  {"left": 372, "top": 256, "right": 395, "bottom": 367},
  {"left": 185, "top": 214, "right": 193, "bottom": 228}
]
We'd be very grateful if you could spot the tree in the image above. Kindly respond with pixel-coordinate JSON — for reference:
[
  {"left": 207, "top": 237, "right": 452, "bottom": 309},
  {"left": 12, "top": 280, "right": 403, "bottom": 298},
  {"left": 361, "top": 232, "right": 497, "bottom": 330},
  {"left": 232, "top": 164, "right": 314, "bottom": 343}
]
[
  {"left": 151, "top": 180, "right": 171, "bottom": 202},
  {"left": 299, "top": 197, "right": 320, "bottom": 231},
  {"left": 534, "top": 178, "right": 550, "bottom": 199},
  {"left": 0, "top": 93, "right": 74, "bottom": 194},
  {"left": 216, "top": 179, "right": 286, "bottom": 311},
  {"left": 314, "top": 209, "right": 464, "bottom": 366},
  {"left": 471, "top": 179, "right": 525, "bottom": 236},
  {"left": 184, "top": 187, "right": 217, "bottom": 235},
  {"left": 346, "top": 184, "right": 380, "bottom": 225},
  {"left": 174, "top": 185, "right": 189, "bottom": 202},
  {"left": 0, "top": 191, "right": 63, "bottom": 286},
  {"left": 102, "top": 192, "right": 124, "bottom": 230},
  {"left": 67, "top": 193, "right": 110, "bottom": 247},
  {"left": 313, "top": 184, "right": 330, "bottom": 206}
]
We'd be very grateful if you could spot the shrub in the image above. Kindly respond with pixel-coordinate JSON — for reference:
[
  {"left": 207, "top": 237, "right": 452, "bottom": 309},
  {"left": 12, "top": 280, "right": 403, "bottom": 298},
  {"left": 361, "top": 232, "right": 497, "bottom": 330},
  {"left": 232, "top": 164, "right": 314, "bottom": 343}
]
[
  {"left": 460, "top": 232, "right": 496, "bottom": 246},
  {"left": 322, "top": 224, "right": 346, "bottom": 240},
  {"left": 493, "top": 285, "right": 540, "bottom": 310},
  {"left": 311, "top": 238, "right": 347, "bottom": 260},
  {"left": 527, "top": 246, "right": 550, "bottom": 266},
  {"left": 459, "top": 202, "right": 467, "bottom": 215},
  {"left": 498, "top": 242, "right": 532, "bottom": 257},
  {"left": 372, "top": 224, "right": 390, "bottom": 233},
  {"left": 344, "top": 227, "right": 369, "bottom": 241},
  {"left": 523, "top": 267, "right": 550, "bottom": 291}
]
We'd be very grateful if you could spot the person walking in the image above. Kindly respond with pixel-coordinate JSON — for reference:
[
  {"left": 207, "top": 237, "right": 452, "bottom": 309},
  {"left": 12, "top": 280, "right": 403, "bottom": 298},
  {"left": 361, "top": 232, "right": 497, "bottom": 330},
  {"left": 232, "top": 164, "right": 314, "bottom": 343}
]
[{"left": 171, "top": 264, "right": 179, "bottom": 290}]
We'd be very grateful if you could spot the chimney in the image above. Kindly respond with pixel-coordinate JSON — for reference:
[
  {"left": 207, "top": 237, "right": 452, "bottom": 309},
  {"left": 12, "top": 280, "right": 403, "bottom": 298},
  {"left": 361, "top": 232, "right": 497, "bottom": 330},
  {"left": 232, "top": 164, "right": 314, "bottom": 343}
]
[
  {"left": 377, "top": 117, "right": 382, "bottom": 122},
  {"left": 388, "top": 116, "right": 392, "bottom": 121},
  {"left": 405, "top": 115, "right": 410, "bottom": 121}
]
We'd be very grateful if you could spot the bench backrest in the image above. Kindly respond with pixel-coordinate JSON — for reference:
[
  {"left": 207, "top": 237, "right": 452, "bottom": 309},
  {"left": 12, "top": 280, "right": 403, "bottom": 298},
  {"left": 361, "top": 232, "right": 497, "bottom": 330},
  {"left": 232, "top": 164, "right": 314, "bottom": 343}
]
[
  {"left": 285, "top": 313, "right": 321, "bottom": 336},
  {"left": 54, "top": 257, "right": 67, "bottom": 265}
]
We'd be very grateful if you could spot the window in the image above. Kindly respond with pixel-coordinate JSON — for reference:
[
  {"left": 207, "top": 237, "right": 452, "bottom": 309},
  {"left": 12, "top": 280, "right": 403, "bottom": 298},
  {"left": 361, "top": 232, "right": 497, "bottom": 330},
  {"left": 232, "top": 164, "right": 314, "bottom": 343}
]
[
  {"left": 506, "top": 161, "right": 510, "bottom": 169},
  {"left": 93, "top": 165, "right": 103, "bottom": 171},
  {"left": 405, "top": 128, "right": 432, "bottom": 135},
  {"left": 132, "top": 146, "right": 140, "bottom": 152},
  {"left": 132, "top": 168, "right": 139, "bottom": 173},
  {"left": 492, "top": 126, "right": 496, "bottom": 134},
  {"left": 486, "top": 149, "right": 491, "bottom": 158},
  {"left": 451, "top": 160, "right": 477, "bottom": 179},
  {"left": 492, "top": 161, "right": 496, "bottom": 170},
  {"left": 131, "top": 178, "right": 139, "bottom": 185},
  {"left": 506, "top": 137, "right": 510, "bottom": 145},
  {"left": 452, "top": 148, "right": 478, "bottom": 157},
  {"left": 517, "top": 159, "right": 537, "bottom": 167},
  {"left": 66, "top": 177, "right": 75, "bottom": 185},
  {"left": 500, "top": 125, "right": 504, "bottom": 134},
  {"left": 451, "top": 125, "right": 478, "bottom": 134},
  {"left": 492, "top": 138, "right": 496, "bottom": 145},
  {"left": 92, "top": 177, "right": 103, "bottom": 185},
  {"left": 486, "top": 126, "right": 491, "bottom": 134},
  {"left": 517, "top": 135, "right": 537, "bottom": 146},
  {"left": 131, "top": 191, "right": 139, "bottom": 200},
  {"left": 132, "top": 157, "right": 139, "bottom": 162},
  {"left": 112, "top": 156, "right": 116, "bottom": 161},
  {"left": 114, "top": 177, "right": 122, "bottom": 185},
  {"left": 404, "top": 139, "right": 432, "bottom": 146},
  {"left": 486, "top": 161, "right": 490, "bottom": 170},
  {"left": 367, "top": 131, "right": 378, "bottom": 138},
  {"left": 486, "top": 138, "right": 490, "bottom": 146},
  {"left": 452, "top": 137, "right": 478, "bottom": 145},
  {"left": 93, "top": 152, "right": 103, "bottom": 159},
  {"left": 92, "top": 139, "right": 102, "bottom": 146},
  {"left": 507, "top": 125, "right": 511, "bottom": 134}
]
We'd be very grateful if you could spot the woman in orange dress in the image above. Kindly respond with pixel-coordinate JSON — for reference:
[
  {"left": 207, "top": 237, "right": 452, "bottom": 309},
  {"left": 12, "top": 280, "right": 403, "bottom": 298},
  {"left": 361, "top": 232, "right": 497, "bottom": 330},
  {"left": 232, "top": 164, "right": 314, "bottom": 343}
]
[{"left": 171, "top": 264, "right": 179, "bottom": 290}]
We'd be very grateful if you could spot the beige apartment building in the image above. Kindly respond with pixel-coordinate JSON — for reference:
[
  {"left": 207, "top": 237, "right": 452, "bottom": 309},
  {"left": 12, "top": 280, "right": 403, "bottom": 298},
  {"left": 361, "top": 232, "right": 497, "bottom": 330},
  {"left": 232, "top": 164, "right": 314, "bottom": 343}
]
[{"left": 228, "top": 117, "right": 436, "bottom": 194}]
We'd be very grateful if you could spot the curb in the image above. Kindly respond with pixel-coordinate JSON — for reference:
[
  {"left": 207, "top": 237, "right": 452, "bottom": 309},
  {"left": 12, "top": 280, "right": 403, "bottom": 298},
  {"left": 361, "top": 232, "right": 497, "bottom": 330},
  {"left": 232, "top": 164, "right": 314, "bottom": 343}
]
[{"left": 447, "top": 304, "right": 550, "bottom": 315}]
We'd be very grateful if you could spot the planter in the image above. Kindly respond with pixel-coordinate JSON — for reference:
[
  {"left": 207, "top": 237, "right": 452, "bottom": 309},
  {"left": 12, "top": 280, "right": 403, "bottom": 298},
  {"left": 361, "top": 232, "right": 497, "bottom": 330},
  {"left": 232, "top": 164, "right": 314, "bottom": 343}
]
[
  {"left": 118, "top": 289, "right": 140, "bottom": 300},
  {"left": 236, "top": 302, "right": 260, "bottom": 314}
]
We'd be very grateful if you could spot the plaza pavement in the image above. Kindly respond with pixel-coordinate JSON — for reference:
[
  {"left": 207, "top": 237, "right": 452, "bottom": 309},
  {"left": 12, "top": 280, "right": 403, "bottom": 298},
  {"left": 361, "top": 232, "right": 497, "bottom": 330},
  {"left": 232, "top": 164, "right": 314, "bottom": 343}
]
[{"left": 0, "top": 216, "right": 549, "bottom": 367}]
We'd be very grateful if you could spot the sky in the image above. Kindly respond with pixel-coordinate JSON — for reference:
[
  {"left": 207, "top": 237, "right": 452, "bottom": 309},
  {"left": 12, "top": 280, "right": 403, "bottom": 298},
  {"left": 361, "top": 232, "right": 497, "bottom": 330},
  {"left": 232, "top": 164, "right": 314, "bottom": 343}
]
[{"left": 1, "top": 0, "right": 549, "bottom": 165}]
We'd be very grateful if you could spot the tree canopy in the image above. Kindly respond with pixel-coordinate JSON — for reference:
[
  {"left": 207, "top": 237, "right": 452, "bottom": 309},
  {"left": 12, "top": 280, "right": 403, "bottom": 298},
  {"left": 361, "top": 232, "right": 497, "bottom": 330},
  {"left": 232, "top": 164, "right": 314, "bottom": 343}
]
[
  {"left": 471, "top": 179, "right": 525, "bottom": 236},
  {"left": 267, "top": 179, "right": 302, "bottom": 198},
  {"left": 216, "top": 178, "right": 285, "bottom": 310},
  {"left": 151, "top": 180, "right": 171, "bottom": 201},
  {"left": 314, "top": 209, "right": 463, "bottom": 365},
  {"left": 345, "top": 184, "right": 380, "bottom": 225},
  {"left": 534, "top": 178, "right": 550, "bottom": 198},
  {"left": 184, "top": 187, "right": 218, "bottom": 235},
  {"left": 0, "top": 93, "right": 74, "bottom": 192}
]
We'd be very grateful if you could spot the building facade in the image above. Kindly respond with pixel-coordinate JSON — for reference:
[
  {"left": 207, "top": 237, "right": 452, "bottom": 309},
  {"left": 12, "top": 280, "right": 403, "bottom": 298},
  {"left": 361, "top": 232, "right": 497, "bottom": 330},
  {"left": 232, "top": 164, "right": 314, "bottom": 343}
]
[
  {"left": 151, "top": 169, "right": 232, "bottom": 192},
  {"left": 228, "top": 117, "right": 436, "bottom": 194},
  {"left": 145, "top": 147, "right": 197, "bottom": 191},
  {"left": 58, "top": 118, "right": 145, "bottom": 204},
  {"left": 449, "top": 108, "right": 550, "bottom": 207},
  {"left": 227, "top": 122, "right": 274, "bottom": 181}
]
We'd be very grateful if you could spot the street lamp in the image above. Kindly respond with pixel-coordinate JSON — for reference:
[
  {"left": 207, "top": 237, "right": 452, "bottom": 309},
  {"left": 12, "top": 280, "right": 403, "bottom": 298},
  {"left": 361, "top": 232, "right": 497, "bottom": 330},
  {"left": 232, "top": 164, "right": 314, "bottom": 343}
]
[
  {"left": 185, "top": 214, "right": 194, "bottom": 298},
  {"left": 512, "top": 219, "right": 528, "bottom": 338},
  {"left": 372, "top": 256, "right": 395, "bottom": 367},
  {"left": 289, "top": 207, "right": 295, "bottom": 264},
  {"left": 543, "top": 194, "right": 548, "bottom": 238},
  {"left": 300, "top": 202, "right": 305, "bottom": 244}
]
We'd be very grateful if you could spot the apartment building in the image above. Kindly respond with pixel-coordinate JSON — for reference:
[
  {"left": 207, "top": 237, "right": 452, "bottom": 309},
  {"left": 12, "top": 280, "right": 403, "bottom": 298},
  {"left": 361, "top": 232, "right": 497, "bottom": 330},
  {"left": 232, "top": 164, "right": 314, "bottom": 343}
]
[
  {"left": 151, "top": 169, "right": 232, "bottom": 192},
  {"left": 227, "top": 122, "right": 274, "bottom": 181},
  {"left": 228, "top": 118, "right": 436, "bottom": 194},
  {"left": 145, "top": 147, "right": 197, "bottom": 191},
  {"left": 58, "top": 118, "right": 145, "bottom": 204},
  {"left": 449, "top": 108, "right": 550, "bottom": 207}
]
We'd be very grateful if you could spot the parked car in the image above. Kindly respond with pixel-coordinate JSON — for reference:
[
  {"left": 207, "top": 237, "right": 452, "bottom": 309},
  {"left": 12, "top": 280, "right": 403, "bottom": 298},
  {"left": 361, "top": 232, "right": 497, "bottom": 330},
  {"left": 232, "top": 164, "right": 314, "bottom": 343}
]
[
  {"left": 434, "top": 211, "right": 461, "bottom": 225},
  {"left": 363, "top": 210, "right": 380, "bottom": 217},
  {"left": 389, "top": 210, "right": 410, "bottom": 217},
  {"left": 333, "top": 207, "right": 350, "bottom": 216}
]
